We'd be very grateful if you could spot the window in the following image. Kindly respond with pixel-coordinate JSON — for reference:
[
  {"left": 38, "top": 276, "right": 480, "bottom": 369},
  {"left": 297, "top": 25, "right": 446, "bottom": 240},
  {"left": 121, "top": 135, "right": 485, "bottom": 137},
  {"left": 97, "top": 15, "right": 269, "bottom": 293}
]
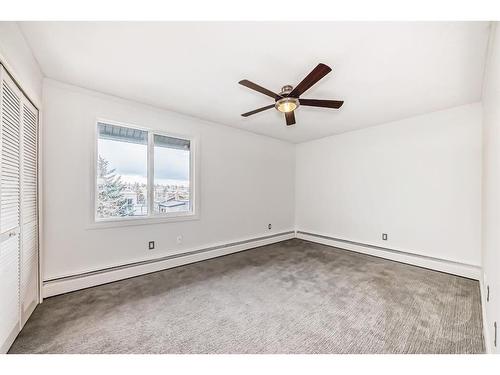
[
  {"left": 95, "top": 121, "right": 195, "bottom": 223},
  {"left": 153, "top": 134, "right": 191, "bottom": 214}
]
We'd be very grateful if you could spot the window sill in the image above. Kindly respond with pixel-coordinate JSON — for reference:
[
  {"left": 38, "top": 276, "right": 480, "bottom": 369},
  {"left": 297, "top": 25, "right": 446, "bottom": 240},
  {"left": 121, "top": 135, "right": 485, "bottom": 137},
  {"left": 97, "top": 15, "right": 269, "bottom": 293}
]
[{"left": 87, "top": 212, "right": 200, "bottom": 230}]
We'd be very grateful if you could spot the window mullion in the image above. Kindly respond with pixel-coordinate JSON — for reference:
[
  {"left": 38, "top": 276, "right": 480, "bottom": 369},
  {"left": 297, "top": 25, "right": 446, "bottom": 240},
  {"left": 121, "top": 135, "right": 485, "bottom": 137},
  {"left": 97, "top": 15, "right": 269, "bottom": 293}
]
[{"left": 148, "top": 132, "right": 154, "bottom": 216}]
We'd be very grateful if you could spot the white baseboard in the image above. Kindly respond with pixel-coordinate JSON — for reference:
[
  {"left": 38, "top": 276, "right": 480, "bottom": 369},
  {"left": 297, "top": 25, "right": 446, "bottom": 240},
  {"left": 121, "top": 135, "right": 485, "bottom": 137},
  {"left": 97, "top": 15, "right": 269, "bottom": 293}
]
[
  {"left": 0, "top": 323, "right": 18, "bottom": 354},
  {"left": 296, "top": 231, "right": 481, "bottom": 280},
  {"left": 42, "top": 231, "right": 295, "bottom": 298},
  {"left": 44, "top": 230, "right": 482, "bottom": 298},
  {"left": 480, "top": 273, "right": 492, "bottom": 354},
  {"left": 21, "top": 298, "right": 38, "bottom": 328}
]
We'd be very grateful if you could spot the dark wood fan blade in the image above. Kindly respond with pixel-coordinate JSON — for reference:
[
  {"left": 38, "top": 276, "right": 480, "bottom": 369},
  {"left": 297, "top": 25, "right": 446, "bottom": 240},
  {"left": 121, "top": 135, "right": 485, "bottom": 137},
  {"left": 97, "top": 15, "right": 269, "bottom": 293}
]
[
  {"left": 239, "top": 80, "right": 281, "bottom": 100},
  {"left": 289, "top": 63, "right": 332, "bottom": 98},
  {"left": 241, "top": 104, "right": 275, "bottom": 117},
  {"left": 299, "top": 99, "right": 344, "bottom": 109},
  {"left": 285, "top": 111, "right": 296, "bottom": 126}
]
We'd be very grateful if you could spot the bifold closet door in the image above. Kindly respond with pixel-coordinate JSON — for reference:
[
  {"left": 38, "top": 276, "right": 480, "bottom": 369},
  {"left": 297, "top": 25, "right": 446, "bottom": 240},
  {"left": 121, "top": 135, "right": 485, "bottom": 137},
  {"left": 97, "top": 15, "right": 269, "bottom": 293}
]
[
  {"left": 0, "top": 65, "right": 39, "bottom": 353},
  {"left": 0, "top": 68, "right": 22, "bottom": 353},
  {"left": 20, "top": 98, "right": 38, "bottom": 325}
]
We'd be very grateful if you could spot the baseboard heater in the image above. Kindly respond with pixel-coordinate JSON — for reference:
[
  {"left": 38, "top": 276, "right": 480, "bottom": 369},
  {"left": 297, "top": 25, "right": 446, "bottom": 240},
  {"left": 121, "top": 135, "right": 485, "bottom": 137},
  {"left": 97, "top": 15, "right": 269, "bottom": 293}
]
[
  {"left": 43, "top": 231, "right": 295, "bottom": 297},
  {"left": 296, "top": 231, "right": 481, "bottom": 280},
  {"left": 43, "top": 229, "right": 479, "bottom": 297}
]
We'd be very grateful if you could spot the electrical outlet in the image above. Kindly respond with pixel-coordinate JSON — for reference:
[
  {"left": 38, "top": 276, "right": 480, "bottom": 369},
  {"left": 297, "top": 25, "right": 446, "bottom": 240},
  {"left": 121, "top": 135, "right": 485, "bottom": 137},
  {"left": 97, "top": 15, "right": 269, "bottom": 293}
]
[
  {"left": 268, "top": 223, "right": 272, "bottom": 230},
  {"left": 382, "top": 233, "right": 388, "bottom": 241},
  {"left": 176, "top": 235, "right": 183, "bottom": 244},
  {"left": 148, "top": 241, "right": 155, "bottom": 250}
]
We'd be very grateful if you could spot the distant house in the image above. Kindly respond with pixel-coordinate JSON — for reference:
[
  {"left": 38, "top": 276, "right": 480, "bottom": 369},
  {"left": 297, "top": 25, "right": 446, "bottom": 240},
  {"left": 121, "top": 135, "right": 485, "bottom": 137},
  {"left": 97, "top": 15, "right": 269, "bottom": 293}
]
[
  {"left": 157, "top": 199, "right": 189, "bottom": 213},
  {"left": 123, "top": 189, "right": 147, "bottom": 215}
]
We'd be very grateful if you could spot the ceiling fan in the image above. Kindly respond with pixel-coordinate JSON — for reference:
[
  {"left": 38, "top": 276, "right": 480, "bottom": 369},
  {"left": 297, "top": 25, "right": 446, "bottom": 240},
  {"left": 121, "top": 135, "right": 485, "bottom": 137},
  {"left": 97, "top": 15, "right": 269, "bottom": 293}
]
[{"left": 239, "top": 63, "right": 344, "bottom": 126}]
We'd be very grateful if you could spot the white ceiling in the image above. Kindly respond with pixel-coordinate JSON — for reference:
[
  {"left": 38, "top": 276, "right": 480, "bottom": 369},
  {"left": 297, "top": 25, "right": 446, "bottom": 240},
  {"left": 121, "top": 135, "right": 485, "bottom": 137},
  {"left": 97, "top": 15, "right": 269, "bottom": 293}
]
[{"left": 19, "top": 22, "right": 490, "bottom": 143}]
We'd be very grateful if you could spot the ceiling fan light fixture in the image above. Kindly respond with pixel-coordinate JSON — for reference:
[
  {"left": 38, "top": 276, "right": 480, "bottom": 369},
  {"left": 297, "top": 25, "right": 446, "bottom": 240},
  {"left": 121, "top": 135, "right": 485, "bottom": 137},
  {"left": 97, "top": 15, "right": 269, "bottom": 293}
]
[
  {"left": 239, "top": 63, "right": 342, "bottom": 125},
  {"left": 275, "top": 97, "right": 299, "bottom": 113}
]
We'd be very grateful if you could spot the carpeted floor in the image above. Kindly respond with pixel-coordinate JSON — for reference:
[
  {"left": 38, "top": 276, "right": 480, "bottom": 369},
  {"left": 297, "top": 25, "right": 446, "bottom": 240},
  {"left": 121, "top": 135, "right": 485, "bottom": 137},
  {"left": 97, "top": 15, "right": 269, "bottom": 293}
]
[{"left": 9, "top": 239, "right": 484, "bottom": 354}]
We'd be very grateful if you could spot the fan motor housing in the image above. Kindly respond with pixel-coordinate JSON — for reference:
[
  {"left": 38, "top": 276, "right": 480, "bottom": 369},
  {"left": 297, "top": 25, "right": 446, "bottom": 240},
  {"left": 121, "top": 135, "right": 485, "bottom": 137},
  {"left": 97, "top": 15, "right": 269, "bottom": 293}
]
[
  {"left": 279, "top": 85, "right": 294, "bottom": 96},
  {"left": 275, "top": 86, "right": 300, "bottom": 113}
]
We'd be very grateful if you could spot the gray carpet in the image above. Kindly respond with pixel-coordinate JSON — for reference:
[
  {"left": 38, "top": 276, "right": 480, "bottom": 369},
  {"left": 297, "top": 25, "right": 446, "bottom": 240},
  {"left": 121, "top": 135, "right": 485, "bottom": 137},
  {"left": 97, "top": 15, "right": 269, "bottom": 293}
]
[{"left": 9, "top": 239, "right": 485, "bottom": 354}]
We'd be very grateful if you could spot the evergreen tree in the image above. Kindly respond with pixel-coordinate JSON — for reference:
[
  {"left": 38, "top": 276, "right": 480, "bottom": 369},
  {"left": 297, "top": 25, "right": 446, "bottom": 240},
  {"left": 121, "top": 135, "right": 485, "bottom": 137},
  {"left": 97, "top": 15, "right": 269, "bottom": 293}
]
[{"left": 97, "top": 156, "right": 134, "bottom": 217}]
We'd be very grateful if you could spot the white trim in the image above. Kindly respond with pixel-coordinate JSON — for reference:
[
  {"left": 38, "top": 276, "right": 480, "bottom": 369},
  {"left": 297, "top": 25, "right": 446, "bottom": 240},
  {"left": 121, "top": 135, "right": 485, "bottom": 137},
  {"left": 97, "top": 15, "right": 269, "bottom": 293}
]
[
  {"left": 18, "top": 91, "right": 25, "bottom": 330},
  {"left": 42, "top": 231, "right": 295, "bottom": 298},
  {"left": 480, "top": 272, "right": 492, "bottom": 353},
  {"left": 147, "top": 131, "right": 154, "bottom": 216},
  {"left": 87, "top": 212, "right": 200, "bottom": 229},
  {"left": 37, "top": 105, "right": 44, "bottom": 304},
  {"left": 296, "top": 231, "right": 481, "bottom": 280},
  {"left": 39, "top": 230, "right": 485, "bottom": 297},
  {"left": 90, "top": 118, "right": 200, "bottom": 228}
]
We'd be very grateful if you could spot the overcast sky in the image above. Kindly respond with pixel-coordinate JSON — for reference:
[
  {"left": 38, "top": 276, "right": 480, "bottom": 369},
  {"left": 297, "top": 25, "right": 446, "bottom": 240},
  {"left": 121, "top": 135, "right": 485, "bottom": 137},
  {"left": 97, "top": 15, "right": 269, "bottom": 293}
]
[{"left": 99, "top": 139, "right": 190, "bottom": 186}]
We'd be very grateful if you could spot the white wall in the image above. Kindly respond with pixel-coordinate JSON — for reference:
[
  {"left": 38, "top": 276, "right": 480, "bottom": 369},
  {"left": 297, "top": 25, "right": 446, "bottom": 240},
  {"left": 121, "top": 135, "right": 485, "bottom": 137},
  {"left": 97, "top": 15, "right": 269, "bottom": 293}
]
[
  {"left": 482, "top": 22, "right": 500, "bottom": 354},
  {"left": 296, "top": 103, "right": 482, "bottom": 267},
  {"left": 42, "top": 80, "right": 295, "bottom": 280},
  {"left": 0, "top": 22, "right": 43, "bottom": 106},
  {"left": 2, "top": 20, "right": 494, "bottom": 350}
]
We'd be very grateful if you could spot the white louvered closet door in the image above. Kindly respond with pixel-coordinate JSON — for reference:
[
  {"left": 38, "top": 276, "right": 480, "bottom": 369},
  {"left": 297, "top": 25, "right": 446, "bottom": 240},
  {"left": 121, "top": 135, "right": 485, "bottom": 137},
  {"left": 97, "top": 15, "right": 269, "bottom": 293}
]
[
  {"left": 20, "top": 98, "right": 38, "bottom": 325},
  {"left": 0, "top": 68, "right": 22, "bottom": 353},
  {"left": 0, "top": 65, "right": 39, "bottom": 353}
]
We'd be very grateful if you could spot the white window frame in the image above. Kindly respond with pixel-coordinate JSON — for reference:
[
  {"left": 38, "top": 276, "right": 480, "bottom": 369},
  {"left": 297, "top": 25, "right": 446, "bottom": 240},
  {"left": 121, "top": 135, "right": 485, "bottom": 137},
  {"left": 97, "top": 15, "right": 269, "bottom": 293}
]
[{"left": 90, "top": 118, "right": 199, "bottom": 229}]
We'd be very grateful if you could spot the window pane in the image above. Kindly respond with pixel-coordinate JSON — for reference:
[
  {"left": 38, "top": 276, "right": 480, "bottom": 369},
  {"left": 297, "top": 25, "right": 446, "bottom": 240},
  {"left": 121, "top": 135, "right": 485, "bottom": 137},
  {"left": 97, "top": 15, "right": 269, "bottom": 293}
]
[
  {"left": 97, "top": 123, "right": 148, "bottom": 219},
  {"left": 153, "top": 134, "right": 191, "bottom": 214}
]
